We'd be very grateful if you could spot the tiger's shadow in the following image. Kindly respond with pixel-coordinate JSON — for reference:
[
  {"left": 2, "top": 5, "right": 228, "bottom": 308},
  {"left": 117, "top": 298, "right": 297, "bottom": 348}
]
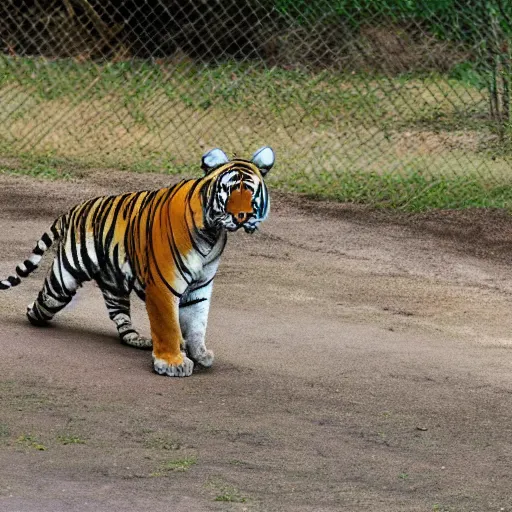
[
  {"left": 5, "top": 315, "right": 213, "bottom": 374},
  {"left": 6, "top": 315, "right": 145, "bottom": 349}
]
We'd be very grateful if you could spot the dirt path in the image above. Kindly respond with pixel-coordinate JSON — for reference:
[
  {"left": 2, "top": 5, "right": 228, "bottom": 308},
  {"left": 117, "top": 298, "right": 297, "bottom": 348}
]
[{"left": 1, "top": 172, "right": 512, "bottom": 512}]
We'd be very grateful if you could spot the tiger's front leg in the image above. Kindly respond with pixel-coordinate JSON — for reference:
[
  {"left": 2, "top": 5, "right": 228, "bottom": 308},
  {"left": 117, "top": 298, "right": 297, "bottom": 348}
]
[
  {"left": 179, "top": 281, "right": 215, "bottom": 368},
  {"left": 145, "top": 283, "right": 194, "bottom": 377}
]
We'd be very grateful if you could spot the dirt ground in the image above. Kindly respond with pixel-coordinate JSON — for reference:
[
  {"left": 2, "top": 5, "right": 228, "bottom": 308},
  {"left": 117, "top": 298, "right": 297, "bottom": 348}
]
[{"left": 1, "top": 171, "right": 512, "bottom": 512}]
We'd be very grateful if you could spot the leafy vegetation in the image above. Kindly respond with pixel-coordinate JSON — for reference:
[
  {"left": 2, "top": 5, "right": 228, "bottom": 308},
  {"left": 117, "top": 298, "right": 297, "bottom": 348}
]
[{"left": 16, "top": 434, "right": 46, "bottom": 451}]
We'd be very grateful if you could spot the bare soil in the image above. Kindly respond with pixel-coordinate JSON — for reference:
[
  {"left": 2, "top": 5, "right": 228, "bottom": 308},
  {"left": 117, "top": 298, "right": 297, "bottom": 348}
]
[{"left": 1, "top": 172, "right": 512, "bottom": 512}]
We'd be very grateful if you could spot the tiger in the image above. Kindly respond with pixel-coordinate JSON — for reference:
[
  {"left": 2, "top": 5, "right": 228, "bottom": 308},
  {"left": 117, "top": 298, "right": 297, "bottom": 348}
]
[{"left": 0, "top": 146, "right": 274, "bottom": 377}]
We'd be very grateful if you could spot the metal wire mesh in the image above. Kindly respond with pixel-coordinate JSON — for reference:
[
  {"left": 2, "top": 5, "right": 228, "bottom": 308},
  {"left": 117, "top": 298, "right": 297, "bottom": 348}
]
[{"left": 1, "top": 1, "right": 512, "bottom": 208}]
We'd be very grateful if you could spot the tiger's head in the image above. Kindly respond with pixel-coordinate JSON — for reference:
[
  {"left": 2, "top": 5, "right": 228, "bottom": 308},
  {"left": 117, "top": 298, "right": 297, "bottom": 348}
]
[{"left": 201, "top": 146, "right": 274, "bottom": 234}]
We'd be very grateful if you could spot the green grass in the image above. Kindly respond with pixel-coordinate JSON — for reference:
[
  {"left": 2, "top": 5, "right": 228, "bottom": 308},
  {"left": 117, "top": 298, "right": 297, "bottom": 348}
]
[
  {"left": 16, "top": 433, "right": 46, "bottom": 451},
  {"left": 0, "top": 161, "right": 72, "bottom": 180},
  {"left": 56, "top": 434, "right": 86, "bottom": 445},
  {"left": 2, "top": 153, "right": 512, "bottom": 211},
  {"left": 0, "top": 54, "right": 511, "bottom": 211},
  {"left": 150, "top": 456, "right": 197, "bottom": 476},
  {"left": 207, "top": 478, "right": 248, "bottom": 504},
  {"left": 214, "top": 492, "right": 247, "bottom": 503},
  {"left": 278, "top": 168, "right": 512, "bottom": 211}
]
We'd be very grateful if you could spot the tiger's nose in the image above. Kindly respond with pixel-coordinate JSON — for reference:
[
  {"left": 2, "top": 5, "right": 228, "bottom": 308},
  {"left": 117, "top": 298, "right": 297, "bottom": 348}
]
[{"left": 235, "top": 212, "right": 250, "bottom": 223}]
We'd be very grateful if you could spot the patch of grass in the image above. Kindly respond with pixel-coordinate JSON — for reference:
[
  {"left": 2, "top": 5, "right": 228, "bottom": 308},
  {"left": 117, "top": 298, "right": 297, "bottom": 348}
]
[
  {"left": 0, "top": 162, "right": 72, "bottom": 180},
  {"left": 57, "top": 434, "right": 86, "bottom": 445},
  {"left": 398, "top": 472, "right": 409, "bottom": 480},
  {"left": 16, "top": 434, "right": 46, "bottom": 451},
  {"left": 278, "top": 168, "right": 512, "bottom": 212},
  {"left": 214, "top": 492, "right": 247, "bottom": 503},
  {"left": 162, "top": 456, "right": 197, "bottom": 472},
  {"left": 432, "top": 504, "right": 451, "bottom": 512},
  {"left": 150, "top": 456, "right": 197, "bottom": 476},
  {"left": 207, "top": 477, "right": 249, "bottom": 504},
  {"left": 0, "top": 152, "right": 74, "bottom": 180}
]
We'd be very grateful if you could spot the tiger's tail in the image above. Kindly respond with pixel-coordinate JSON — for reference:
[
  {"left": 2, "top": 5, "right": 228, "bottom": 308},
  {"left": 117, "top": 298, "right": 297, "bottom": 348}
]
[{"left": 0, "top": 219, "right": 62, "bottom": 290}]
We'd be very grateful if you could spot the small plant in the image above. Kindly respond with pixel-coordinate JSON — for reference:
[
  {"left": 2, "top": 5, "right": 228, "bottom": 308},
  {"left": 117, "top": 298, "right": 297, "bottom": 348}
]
[
  {"left": 214, "top": 492, "right": 247, "bottom": 503},
  {"left": 163, "top": 456, "right": 197, "bottom": 472},
  {"left": 398, "top": 472, "right": 409, "bottom": 480},
  {"left": 16, "top": 434, "right": 46, "bottom": 451},
  {"left": 432, "top": 504, "right": 451, "bottom": 512},
  {"left": 151, "top": 456, "right": 197, "bottom": 476},
  {"left": 208, "top": 479, "right": 248, "bottom": 504}
]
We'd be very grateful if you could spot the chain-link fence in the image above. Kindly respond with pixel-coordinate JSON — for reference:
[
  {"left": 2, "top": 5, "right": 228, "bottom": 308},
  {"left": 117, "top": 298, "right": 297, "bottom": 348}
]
[{"left": 2, "top": 1, "right": 512, "bottom": 209}]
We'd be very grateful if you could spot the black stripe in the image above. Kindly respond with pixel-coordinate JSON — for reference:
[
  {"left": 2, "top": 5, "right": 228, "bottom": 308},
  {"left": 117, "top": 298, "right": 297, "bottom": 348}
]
[
  {"left": 48, "top": 270, "right": 64, "bottom": 296},
  {"left": 78, "top": 199, "right": 99, "bottom": 279},
  {"left": 179, "top": 297, "right": 207, "bottom": 308},
  {"left": 25, "top": 260, "right": 37, "bottom": 272},
  {"left": 104, "top": 194, "right": 129, "bottom": 256},
  {"left": 111, "top": 243, "right": 124, "bottom": 279},
  {"left": 152, "top": 260, "right": 183, "bottom": 298},
  {"left": 33, "top": 245, "right": 45, "bottom": 256},
  {"left": 166, "top": 229, "right": 192, "bottom": 284},
  {"left": 134, "top": 288, "right": 146, "bottom": 301},
  {"left": 32, "top": 304, "right": 50, "bottom": 321},
  {"left": 15, "top": 259, "right": 37, "bottom": 278},
  {"left": 189, "top": 275, "right": 215, "bottom": 292},
  {"left": 142, "top": 189, "right": 172, "bottom": 285},
  {"left": 122, "top": 192, "right": 140, "bottom": 221},
  {"left": 0, "top": 282, "right": 10, "bottom": 290},
  {"left": 55, "top": 251, "right": 73, "bottom": 296},
  {"left": 79, "top": 223, "right": 95, "bottom": 279},
  {"left": 7, "top": 275, "right": 20, "bottom": 286},
  {"left": 94, "top": 196, "right": 117, "bottom": 269},
  {"left": 144, "top": 186, "right": 186, "bottom": 297},
  {"left": 41, "top": 232, "right": 52, "bottom": 247},
  {"left": 40, "top": 302, "right": 67, "bottom": 314},
  {"left": 162, "top": 184, "right": 194, "bottom": 283},
  {"left": 60, "top": 247, "right": 83, "bottom": 282},
  {"left": 184, "top": 179, "right": 212, "bottom": 256},
  {"left": 50, "top": 225, "right": 59, "bottom": 239},
  {"left": 68, "top": 221, "right": 85, "bottom": 278},
  {"left": 16, "top": 266, "right": 29, "bottom": 278},
  {"left": 120, "top": 329, "right": 137, "bottom": 337}
]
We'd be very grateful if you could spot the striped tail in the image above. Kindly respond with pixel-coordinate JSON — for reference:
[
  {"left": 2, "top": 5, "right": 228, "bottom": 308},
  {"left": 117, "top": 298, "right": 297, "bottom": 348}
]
[{"left": 0, "top": 228, "right": 58, "bottom": 290}]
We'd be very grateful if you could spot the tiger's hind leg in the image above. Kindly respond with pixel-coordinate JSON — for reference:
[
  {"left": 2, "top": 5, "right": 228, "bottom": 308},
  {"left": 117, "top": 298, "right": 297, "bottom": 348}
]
[
  {"left": 101, "top": 288, "right": 152, "bottom": 349},
  {"left": 27, "top": 256, "right": 80, "bottom": 326}
]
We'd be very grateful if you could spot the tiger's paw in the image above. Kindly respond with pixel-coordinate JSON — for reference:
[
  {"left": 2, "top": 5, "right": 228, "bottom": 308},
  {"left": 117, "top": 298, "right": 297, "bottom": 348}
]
[
  {"left": 189, "top": 347, "right": 214, "bottom": 368},
  {"left": 153, "top": 352, "right": 194, "bottom": 377},
  {"left": 26, "top": 303, "right": 50, "bottom": 327},
  {"left": 121, "top": 332, "right": 153, "bottom": 350}
]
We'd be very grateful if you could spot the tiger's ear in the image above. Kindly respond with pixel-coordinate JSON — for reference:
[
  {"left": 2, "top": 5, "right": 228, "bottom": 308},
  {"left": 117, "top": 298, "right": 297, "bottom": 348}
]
[
  {"left": 201, "top": 148, "right": 230, "bottom": 174},
  {"left": 251, "top": 146, "right": 275, "bottom": 176}
]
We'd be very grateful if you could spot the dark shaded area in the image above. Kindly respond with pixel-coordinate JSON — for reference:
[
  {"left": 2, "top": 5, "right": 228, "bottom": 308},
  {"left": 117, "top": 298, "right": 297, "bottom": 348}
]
[
  {"left": 0, "top": 0, "right": 269, "bottom": 60},
  {"left": 0, "top": 0, "right": 475, "bottom": 73}
]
